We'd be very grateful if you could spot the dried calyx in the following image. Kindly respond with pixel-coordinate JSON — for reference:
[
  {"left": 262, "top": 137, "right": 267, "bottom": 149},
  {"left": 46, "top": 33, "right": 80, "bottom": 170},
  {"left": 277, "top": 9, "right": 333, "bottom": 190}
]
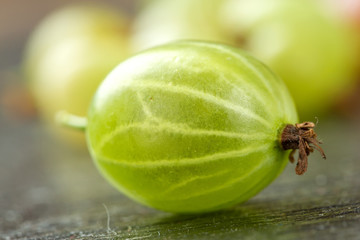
[{"left": 281, "top": 122, "right": 326, "bottom": 175}]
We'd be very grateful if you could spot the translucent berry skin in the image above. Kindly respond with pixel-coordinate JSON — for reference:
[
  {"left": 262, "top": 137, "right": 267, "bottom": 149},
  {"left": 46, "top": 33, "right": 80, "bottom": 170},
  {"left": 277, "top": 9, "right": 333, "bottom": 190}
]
[{"left": 86, "top": 41, "right": 298, "bottom": 213}]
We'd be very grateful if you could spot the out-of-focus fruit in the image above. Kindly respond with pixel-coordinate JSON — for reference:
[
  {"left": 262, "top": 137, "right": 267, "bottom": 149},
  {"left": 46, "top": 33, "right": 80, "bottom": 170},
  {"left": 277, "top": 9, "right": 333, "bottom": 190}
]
[
  {"left": 23, "top": 3, "right": 131, "bottom": 145},
  {"left": 327, "top": 0, "right": 360, "bottom": 25},
  {"left": 219, "top": 0, "right": 357, "bottom": 119},
  {"left": 322, "top": 0, "right": 360, "bottom": 118},
  {"left": 131, "top": 0, "right": 227, "bottom": 52}
]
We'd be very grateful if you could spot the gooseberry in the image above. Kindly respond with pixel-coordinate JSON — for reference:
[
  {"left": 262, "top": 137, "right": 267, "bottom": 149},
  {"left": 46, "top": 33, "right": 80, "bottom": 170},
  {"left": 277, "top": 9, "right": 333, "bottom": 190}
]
[
  {"left": 23, "top": 3, "right": 131, "bottom": 145},
  {"left": 60, "top": 41, "right": 325, "bottom": 213},
  {"left": 131, "top": 0, "right": 227, "bottom": 52},
  {"left": 219, "top": 0, "right": 357, "bottom": 119}
]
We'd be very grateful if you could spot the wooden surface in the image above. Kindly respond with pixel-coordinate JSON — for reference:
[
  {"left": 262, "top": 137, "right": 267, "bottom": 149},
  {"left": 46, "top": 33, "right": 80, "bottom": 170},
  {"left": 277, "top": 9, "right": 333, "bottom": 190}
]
[{"left": 1, "top": 1, "right": 360, "bottom": 239}]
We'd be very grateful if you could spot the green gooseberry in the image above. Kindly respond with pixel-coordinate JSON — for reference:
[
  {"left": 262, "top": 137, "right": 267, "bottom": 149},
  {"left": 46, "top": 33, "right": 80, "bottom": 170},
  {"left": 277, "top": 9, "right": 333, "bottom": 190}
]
[
  {"left": 23, "top": 3, "right": 131, "bottom": 145},
  {"left": 60, "top": 41, "right": 325, "bottom": 213},
  {"left": 218, "top": 0, "right": 357, "bottom": 119}
]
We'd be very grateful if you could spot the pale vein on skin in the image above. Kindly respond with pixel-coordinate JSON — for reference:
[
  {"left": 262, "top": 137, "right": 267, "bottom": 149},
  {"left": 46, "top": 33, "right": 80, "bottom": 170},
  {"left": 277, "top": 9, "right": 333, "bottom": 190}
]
[
  {"left": 98, "top": 120, "right": 271, "bottom": 152},
  {"left": 136, "top": 92, "right": 153, "bottom": 118},
  {"left": 271, "top": 69, "right": 297, "bottom": 121},
  {"left": 98, "top": 92, "right": 271, "bottom": 152},
  {"left": 163, "top": 154, "right": 272, "bottom": 201},
  {"left": 191, "top": 42, "right": 284, "bottom": 111},
  {"left": 162, "top": 169, "right": 231, "bottom": 196},
  {"left": 129, "top": 82, "right": 271, "bottom": 127},
  {"left": 174, "top": 64, "right": 273, "bottom": 117},
  {"left": 136, "top": 91, "right": 270, "bottom": 141},
  {"left": 97, "top": 144, "right": 271, "bottom": 167},
  {"left": 220, "top": 46, "right": 280, "bottom": 104},
  {"left": 216, "top": 72, "right": 273, "bottom": 116},
  {"left": 136, "top": 91, "right": 164, "bottom": 125}
]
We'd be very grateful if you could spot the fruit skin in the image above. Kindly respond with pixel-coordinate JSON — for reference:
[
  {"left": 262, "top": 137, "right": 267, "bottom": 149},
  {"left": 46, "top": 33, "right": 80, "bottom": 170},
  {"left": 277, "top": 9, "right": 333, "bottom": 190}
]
[
  {"left": 23, "top": 3, "right": 130, "bottom": 145},
  {"left": 86, "top": 41, "right": 298, "bottom": 213}
]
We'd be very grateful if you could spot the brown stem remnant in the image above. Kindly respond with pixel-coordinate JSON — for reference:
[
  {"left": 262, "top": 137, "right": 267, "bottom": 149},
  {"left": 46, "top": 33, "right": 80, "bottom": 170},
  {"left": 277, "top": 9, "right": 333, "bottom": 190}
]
[{"left": 280, "top": 122, "right": 326, "bottom": 175}]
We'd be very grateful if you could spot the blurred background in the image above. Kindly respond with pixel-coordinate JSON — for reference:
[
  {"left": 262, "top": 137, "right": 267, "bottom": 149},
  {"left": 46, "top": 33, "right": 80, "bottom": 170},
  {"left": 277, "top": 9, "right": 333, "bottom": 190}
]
[
  {"left": 1, "top": 0, "right": 360, "bottom": 237},
  {"left": 0, "top": 0, "right": 137, "bottom": 233}
]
